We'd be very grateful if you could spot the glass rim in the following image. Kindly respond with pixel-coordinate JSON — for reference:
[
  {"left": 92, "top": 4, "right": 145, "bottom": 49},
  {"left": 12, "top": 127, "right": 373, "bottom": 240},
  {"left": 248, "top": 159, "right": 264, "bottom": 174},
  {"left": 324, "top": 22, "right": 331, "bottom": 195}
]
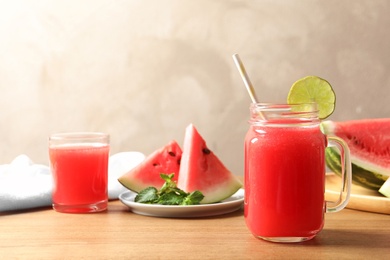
[
  {"left": 49, "top": 132, "right": 109, "bottom": 141},
  {"left": 250, "top": 102, "right": 319, "bottom": 114},
  {"left": 250, "top": 102, "right": 318, "bottom": 110},
  {"left": 249, "top": 102, "right": 320, "bottom": 125}
]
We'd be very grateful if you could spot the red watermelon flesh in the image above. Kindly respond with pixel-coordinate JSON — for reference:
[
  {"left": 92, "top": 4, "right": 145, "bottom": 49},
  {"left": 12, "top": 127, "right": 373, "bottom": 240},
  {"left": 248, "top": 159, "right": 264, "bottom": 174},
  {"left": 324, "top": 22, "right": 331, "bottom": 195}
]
[
  {"left": 321, "top": 119, "right": 390, "bottom": 175},
  {"left": 177, "top": 124, "right": 242, "bottom": 204},
  {"left": 118, "top": 140, "right": 182, "bottom": 193}
]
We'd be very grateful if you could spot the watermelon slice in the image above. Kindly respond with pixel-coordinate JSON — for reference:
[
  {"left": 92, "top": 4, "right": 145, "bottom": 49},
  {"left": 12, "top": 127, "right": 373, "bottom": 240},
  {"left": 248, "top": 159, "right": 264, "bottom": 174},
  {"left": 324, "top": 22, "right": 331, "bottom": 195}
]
[
  {"left": 118, "top": 140, "right": 182, "bottom": 193},
  {"left": 379, "top": 177, "right": 390, "bottom": 197},
  {"left": 321, "top": 119, "right": 390, "bottom": 190},
  {"left": 177, "top": 124, "right": 242, "bottom": 204}
]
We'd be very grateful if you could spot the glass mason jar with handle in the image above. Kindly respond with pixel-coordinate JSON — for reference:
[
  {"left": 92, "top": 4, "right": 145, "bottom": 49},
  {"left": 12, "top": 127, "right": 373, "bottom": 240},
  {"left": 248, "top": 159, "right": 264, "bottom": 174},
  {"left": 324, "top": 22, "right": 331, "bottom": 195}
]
[{"left": 244, "top": 103, "right": 351, "bottom": 243}]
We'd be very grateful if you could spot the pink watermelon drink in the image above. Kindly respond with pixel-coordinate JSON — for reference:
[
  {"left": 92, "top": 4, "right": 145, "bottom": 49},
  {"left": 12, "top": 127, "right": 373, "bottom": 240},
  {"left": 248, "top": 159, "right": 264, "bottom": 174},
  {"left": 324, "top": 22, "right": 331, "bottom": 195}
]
[
  {"left": 49, "top": 133, "right": 109, "bottom": 213},
  {"left": 245, "top": 121, "right": 326, "bottom": 240},
  {"left": 244, "top": 103, "right": 351, "bottom": 242}
]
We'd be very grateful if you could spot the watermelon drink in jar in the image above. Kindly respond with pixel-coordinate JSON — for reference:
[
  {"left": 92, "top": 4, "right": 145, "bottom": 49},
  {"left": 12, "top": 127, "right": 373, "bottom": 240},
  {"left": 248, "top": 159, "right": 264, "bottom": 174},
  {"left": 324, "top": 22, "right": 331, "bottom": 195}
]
[
  {"left": 49, "top": 132, "right": 110, "bottom": 213},
  {"left": 244, "top": 103, "right": 352, "bottom": 242}
]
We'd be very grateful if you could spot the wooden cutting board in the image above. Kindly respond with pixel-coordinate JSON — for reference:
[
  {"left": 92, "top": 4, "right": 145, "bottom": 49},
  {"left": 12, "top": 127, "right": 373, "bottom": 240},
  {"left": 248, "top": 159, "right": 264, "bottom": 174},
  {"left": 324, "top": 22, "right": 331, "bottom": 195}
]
[{"left": 325, "top": 173, "right": 390, "bottom": 215}]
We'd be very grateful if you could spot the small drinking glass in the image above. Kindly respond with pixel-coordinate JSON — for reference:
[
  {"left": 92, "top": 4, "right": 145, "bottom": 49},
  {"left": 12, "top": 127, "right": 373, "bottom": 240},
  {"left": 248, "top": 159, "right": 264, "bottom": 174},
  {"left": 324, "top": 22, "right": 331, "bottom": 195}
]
[{"left": 49, "top": 132, "right": 110, "bottom": 213}]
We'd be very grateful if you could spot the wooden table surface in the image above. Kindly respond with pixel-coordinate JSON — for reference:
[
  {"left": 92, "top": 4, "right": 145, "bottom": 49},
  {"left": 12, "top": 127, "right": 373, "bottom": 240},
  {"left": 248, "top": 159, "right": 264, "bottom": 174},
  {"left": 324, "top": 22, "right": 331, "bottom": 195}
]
[{"left": 1, "top": 199, "right": 389, "bottom": 260}]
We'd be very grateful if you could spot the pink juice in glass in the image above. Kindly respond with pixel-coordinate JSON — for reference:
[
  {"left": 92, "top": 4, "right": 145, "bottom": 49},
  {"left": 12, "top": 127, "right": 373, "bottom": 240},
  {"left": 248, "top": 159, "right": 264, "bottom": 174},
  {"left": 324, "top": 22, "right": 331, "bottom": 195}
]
[
  {"left": 245, "top": 122, "right": 326, "bottom": 240},
  {"left": 49, "top": 133, "right": 109, "bottom": 213},
  {"left": 242, "top": 101, "right": 354, "bottom": 243},
  {"left": 244, "top": 103, "right": 352, "bottom": 243}
]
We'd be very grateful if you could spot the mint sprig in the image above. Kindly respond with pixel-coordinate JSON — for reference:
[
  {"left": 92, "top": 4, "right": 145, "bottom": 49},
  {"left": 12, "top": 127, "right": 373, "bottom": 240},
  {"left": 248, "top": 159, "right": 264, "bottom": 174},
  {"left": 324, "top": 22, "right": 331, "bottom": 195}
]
[{"left": 134, "top": 173, "right": 204, "bottom": 205}]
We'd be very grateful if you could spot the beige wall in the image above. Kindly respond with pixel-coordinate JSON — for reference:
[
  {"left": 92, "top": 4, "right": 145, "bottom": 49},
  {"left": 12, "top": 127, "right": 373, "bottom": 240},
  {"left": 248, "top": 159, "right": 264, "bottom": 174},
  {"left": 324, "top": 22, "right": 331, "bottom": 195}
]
[{"left": 1, "top": 0, "right": 389, "bottom": 176}]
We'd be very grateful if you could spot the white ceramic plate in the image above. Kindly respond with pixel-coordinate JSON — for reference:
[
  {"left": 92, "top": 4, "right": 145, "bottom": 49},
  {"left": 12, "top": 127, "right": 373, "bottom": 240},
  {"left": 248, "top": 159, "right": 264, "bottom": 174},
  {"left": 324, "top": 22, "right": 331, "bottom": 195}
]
[{"left": 119, "top": 189, "right": 244, "bottom": 218}]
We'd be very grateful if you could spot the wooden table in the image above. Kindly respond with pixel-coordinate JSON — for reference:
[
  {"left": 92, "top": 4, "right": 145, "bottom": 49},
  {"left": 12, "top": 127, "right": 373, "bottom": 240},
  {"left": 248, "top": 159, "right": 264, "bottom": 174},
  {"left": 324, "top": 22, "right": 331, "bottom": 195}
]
[{"left": 1, "top": 200, "right": 389, "bottom": 259}]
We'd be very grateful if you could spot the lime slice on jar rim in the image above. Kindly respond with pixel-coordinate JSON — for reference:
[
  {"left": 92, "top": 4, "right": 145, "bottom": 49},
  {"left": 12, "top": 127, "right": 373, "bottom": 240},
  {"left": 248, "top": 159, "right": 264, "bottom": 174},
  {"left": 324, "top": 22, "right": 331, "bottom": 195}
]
[{"left": 287, "top": 76, "right": 336, "bottom": 120}]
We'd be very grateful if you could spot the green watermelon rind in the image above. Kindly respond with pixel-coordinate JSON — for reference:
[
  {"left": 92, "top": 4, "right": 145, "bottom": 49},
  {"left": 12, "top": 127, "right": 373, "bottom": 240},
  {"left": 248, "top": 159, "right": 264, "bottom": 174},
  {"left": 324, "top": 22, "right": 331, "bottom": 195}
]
[
  {"left": 325, "top": 147, "right": 388, "bottom": 190},
  {"left": 198, "top": 177, "right": 242, "bottom": 204},
  {"left": 178, "top": 124, "right": 243, "bottom": 204},
  {"left": 117, "top": 140, "right": 182, "bottom": 193},
  {"left": 321, "top": 120, "right": 390, "bottom": 191},
  {"left": 379, "top": 177, "right": 390, "bottom": 197},
  {"left": 321, "top": 120, "right": 390, "bottom": 175}
]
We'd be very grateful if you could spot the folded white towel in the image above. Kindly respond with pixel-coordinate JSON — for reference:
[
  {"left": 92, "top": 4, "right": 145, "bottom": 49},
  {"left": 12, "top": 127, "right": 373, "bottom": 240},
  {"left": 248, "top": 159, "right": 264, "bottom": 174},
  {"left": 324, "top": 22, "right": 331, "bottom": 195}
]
[
  {"left": 108, "top": 151, "right": 145, "bottom": 199},
  {"left": 0, "top": 155, "right": 52, "bottom": 212},
  {"left": 0, "top": 152, "right": 145, "bottom": 212}
]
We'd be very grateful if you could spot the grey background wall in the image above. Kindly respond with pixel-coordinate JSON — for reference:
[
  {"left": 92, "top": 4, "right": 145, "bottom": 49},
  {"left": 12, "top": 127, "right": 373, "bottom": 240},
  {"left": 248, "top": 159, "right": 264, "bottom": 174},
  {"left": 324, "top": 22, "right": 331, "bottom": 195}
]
[{"left": 1, "top": 0, "right": 389, "bottom": 176}]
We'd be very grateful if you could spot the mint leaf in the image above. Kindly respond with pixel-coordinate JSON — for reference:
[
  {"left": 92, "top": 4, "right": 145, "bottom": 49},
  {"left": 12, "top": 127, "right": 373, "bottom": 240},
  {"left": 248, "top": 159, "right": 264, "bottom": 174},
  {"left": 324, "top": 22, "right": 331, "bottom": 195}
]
[
  {"left": 182, "top": 191, "right": 205, "bottom": 205},
  {"left": 159, "top": 173, "right": 178, "bottom": 194},
  {"left": 135, "top": 187, "right": 158, "bottom": 203},
  {"left": 157, "top": 192, "right": 184, "bottom": 205},
  {"left": 134, "top": 173, "right": 204, "bottom": 206},
  {"left": 160, "top": 173, "right": 174, "bottom": 183}
]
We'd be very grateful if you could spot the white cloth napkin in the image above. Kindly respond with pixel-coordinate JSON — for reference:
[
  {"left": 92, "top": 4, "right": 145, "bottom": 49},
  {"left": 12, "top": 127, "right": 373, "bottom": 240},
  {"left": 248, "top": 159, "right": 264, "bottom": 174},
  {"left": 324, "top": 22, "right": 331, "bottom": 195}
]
[
  {"left": 0, "top": 155, "right": 52, "bottom": 212},
  {"left": 107, "top": 151, "right": 145, "bottom": 199},
  {"left": 0, "top": 152, "right": 145, "bottom": 212}
]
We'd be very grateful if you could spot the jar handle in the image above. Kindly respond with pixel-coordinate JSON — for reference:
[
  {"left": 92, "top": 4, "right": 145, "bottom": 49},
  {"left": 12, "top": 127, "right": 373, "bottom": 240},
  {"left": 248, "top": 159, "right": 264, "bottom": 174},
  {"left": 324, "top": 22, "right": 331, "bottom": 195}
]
[{"left": 326, "top": 136, "right": 352, "bottom": 213}]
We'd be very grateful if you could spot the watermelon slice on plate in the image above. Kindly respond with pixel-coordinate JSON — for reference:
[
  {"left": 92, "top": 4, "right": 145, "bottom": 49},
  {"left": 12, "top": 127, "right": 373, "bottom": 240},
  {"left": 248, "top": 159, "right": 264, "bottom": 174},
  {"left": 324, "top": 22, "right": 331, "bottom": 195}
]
[
  {"left": 178, "top": 124, "right": 242, "bottom": 204},
  {"left": 321, "top": 119, "right": 390, "bottom": 190},
  {"left": 118, "top": 140, "right": 182, "bottom": 193}
]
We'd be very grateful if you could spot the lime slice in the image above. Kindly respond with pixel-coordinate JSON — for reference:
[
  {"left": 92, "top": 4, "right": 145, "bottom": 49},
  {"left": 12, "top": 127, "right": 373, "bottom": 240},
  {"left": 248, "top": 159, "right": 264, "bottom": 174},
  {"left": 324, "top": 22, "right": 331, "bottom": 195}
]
[{"left": 287, "top": 76, "right": 336, "bottom": 119}]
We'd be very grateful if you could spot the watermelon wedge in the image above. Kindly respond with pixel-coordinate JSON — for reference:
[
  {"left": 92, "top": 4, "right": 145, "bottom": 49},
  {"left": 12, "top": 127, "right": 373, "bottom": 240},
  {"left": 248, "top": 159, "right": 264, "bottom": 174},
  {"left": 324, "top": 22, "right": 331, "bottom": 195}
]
[
  {"left": 379, "top": 177, "right": 390, "bottom": 197},
  {"left": 321, "top": 119, "right": 390, "bottom": 190},
  {"left": 118, "top": 140, "right": 182, "bottom": 193},
  {"left": 177, "top": 124, "right": 242, "bottom": 204}
]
